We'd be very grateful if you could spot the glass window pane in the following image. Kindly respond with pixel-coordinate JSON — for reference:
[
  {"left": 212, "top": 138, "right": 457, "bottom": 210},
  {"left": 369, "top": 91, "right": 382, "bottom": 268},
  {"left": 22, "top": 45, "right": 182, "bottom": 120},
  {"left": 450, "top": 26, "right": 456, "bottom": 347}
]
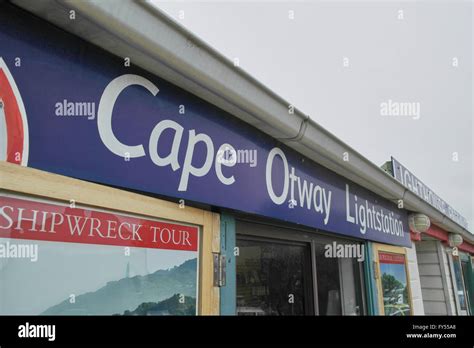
[
  {"left": 0, "top": 239, "right": 198, "bottom": 315},
  {"left": 236, "top": 238, "right": 313, "bottom": 315},
  {"left": 315, "top": 243, "right": 342, "bottom": 315},
  {"left": 460, "top": 260, "right": 473, "bottom": 313},
  {"left": 0, "top": 195, "right": 199, "bottom": 316},
  {"left": 340, "top": 257, "right": 364, "bottom": 315},
  {"left": 378, "top": 252, "right": 411, "bottom": 316},
  {"left": 453, "top": 256, "right": 467, "bottom": 311}
]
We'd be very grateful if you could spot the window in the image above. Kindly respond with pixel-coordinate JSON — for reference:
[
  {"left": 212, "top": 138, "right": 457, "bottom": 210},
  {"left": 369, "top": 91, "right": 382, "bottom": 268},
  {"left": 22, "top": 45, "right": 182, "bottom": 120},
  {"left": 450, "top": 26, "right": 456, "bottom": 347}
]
[
  {"left": 452, "top": 255, "right": 467, "bottom": 311},
  {"left": 373, "top": 245, "right": 412, "bottom": 316},
  {"left": 0, "top": 239, "right": 198, "bottom": 315},
  {"left": 236, "top": 238, "right": 313, "bottom": 315},
  {"left": 314, "top": 243, "right": 364, "bottom": 315},
  {"left": 460, "top": 257, "right": 473, "bottom": 314},
  {"left": 0, "top": 194, "right": 200, "bottom": 315},
  {"left": 236, "top": 220, "right": 367, "bottom": 316}
]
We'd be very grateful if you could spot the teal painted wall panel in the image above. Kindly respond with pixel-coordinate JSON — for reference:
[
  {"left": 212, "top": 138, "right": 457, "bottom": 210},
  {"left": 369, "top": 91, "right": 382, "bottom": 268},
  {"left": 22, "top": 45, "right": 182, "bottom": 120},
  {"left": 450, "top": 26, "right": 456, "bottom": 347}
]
[
  {"left": 364, "top": 242, "right": 379, "bottom": 315},
  {"left": 220, "top": 213, "right": 236, "bottom": 315}
]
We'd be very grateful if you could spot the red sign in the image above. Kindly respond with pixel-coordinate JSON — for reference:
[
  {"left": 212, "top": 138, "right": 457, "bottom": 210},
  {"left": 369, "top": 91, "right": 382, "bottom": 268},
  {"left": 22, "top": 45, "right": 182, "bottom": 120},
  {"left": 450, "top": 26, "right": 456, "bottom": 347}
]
[
  {"left": 0, "top": 196, "right": 198, "bottom": 251},
  {"left": 379, "top": 252, "right": 405, "bottom": 264},
  {"left": 0, "top": 58, "right": 29, "bottom": 165}
]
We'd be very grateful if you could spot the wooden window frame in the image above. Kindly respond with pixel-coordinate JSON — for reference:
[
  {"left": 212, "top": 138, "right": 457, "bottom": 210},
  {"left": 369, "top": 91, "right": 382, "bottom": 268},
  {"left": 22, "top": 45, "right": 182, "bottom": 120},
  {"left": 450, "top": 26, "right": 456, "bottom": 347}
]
[
  {"left": 0, "top": 162, "right": 220, "bottom": 315},
  {"left": 373, "top": 243, "right": 413, "bottom": 316}
]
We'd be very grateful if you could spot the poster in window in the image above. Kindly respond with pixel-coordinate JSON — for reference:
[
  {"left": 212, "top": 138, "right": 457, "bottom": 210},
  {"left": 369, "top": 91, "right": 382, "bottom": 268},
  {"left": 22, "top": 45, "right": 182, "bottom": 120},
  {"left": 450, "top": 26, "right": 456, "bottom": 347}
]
[
  {"left": 378, "top": 252, "right": 411, "bottom": 316},
  {"left": 0, "top": 194, "right": 199, "bottom": 315}
]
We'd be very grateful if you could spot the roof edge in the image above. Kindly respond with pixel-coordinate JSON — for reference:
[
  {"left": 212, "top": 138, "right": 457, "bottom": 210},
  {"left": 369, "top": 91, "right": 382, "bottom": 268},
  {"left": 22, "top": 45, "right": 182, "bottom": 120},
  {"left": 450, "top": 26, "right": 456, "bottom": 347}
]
[{"left": 10, "top": 0, "right": 473, "bottom": 242}]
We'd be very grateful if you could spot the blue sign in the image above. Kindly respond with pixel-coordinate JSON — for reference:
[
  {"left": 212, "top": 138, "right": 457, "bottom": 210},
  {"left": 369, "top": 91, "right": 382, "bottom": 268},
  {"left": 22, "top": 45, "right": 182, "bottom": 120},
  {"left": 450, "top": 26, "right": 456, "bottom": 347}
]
[
  {"left": 0, "top": 5, "right": 410, "bottom": 247},
  {"left": 391, "top": 157, "right": 468, "bottom": 230}
]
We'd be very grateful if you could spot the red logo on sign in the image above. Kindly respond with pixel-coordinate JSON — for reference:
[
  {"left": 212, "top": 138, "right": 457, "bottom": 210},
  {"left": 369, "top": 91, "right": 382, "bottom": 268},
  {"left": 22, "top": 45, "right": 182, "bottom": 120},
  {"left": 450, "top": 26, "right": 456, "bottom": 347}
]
[{"left": 0, "top": 57, "right": 29, "bottom": 165}]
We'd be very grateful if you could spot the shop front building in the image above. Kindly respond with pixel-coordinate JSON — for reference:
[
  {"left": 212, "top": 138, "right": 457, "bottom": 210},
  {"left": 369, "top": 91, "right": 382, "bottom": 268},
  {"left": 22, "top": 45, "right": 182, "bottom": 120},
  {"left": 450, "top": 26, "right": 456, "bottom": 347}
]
[
  {"left": 1, "top": 1, "right": 472, "bottom": 317},
  {"left": 234, "top": 219, "right": 368, "bottom": 315},
  {"left": 386, "top": 158, "right": 474, "bottom": 315},
  {"left": 0, "top": 163, "right": 220, "bottom": 315},
  {"left": 0, "top": 2, "right": 411, "bottom": 316},
  {"left": 412, "top": 226, "right": 474, "bottom": 316}
]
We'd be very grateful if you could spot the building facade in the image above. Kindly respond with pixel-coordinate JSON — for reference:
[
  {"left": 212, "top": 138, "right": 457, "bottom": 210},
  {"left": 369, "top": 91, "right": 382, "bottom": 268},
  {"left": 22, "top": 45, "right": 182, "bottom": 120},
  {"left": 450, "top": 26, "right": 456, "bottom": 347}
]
[{"left": 0, "top": 0, "right": 472, "bottom": 316}]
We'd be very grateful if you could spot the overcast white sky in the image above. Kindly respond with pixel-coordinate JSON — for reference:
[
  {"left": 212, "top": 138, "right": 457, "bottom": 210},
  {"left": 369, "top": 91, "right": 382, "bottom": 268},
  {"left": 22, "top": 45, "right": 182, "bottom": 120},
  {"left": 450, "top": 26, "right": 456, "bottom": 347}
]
[{"left": 153, "top": 0, "right": 473, "bottom": 232}]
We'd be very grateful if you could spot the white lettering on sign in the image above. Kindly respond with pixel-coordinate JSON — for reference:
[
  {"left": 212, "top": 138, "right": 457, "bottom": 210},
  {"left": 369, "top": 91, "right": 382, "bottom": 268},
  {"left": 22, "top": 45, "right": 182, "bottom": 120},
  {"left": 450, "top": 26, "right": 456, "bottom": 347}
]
[
  {"left": 98, "top": 74, "right": 159, "bottom": 158},
  {"left": 215, "top": 143, "right": 237, "bottom": 185},
  {"left": 98, "top": 74, "right": 244, "bottom": 191},
  {"left": 265, "top": 147, "right": 332, "bottom": 225},
  {"left": 345, "top": 184, "right": 404, "bottom": 236},
  {"left": 392, "top": 158, "right": 468, "bottom": 229},
  {"left": 149, "top": 119, "right": 183, "bottom": 171},
  {"left": 0, "top": 196, "right": 198, "bottom": 251},
  {"left": 150, "top": 227, "right": 192, "bottom": 247},
  {"left": 265, "top": 147, "right": 288, "bottom": 205},
  {"left": 179, "top": 129, "right": 214, "bottom": 191},
  {"left": 96, "top": 74, "right": 405, "bottom": 241}
]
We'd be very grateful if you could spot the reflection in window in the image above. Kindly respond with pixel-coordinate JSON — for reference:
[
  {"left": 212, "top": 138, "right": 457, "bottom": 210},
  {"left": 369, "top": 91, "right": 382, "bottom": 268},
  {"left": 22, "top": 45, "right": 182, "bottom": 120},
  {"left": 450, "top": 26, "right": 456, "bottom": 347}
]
[
  {"left": 378, "top": 252, "right": 411, "bottom": 316},
  {"left": 460, "top": 260, "right": 473, "bottom": 314},
  {"left": 315, "top": 243, "right": 342, "bottom": 315},
  {"left": 314, "top": 243, "right": 364, "bottom": 315},
  {"left": 0, "top": 239, "right": 198, "bottom": 315},
  {"left": 236, "top": 239, "right": 313, "bottom": 315},
  {"left": 453, "top": 256, "right": 467, "bottom": 311}
]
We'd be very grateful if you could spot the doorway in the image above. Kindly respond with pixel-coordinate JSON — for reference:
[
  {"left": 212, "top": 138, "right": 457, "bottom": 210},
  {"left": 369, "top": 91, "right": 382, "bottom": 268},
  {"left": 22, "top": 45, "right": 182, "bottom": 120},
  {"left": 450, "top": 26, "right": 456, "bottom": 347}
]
[
  {"left": 236, "top": 237, "right": 313, "bottom": 315},
  {"left": 235, "top": 220, "right": 366, "bottom": 315}
]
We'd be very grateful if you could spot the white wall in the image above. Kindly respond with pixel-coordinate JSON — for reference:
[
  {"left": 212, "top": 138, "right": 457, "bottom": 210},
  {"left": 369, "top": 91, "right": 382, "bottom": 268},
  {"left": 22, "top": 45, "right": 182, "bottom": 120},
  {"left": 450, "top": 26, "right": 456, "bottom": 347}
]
[
  {"left": 439, "top": 243, "right": 458, "bottom": 315},
  {"left": 416, "top": 240, "right": 457, "bottom": 315},
  {"left": 406, "top": 242, "right": 424, "bottom": 315}
]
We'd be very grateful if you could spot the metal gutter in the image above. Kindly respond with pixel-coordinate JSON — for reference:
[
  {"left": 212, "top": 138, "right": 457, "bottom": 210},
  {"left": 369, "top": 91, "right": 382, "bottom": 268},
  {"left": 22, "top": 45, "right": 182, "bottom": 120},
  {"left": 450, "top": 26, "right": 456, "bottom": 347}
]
[{"left": 10, "top": 0, "right": 473, "bottom": 243}]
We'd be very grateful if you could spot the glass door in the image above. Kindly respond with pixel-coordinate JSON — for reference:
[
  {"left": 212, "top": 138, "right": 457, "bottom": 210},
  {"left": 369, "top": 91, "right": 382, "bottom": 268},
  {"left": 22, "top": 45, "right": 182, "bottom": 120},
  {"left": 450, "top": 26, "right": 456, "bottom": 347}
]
[
  {"left": 235, "top": 220, "right": 367, "bottom": 316},
  {"left": 460, "top": 258, "right": 473, "bottom": 315},
  {"left": 313, "top": 242, "right": 365, "bottom": 315},
  {"left": 451, "top": 255, "right": 469, "bottom": 315},
  {"left": 236, "top": 237, "right": 314, "bottom": 315}
]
